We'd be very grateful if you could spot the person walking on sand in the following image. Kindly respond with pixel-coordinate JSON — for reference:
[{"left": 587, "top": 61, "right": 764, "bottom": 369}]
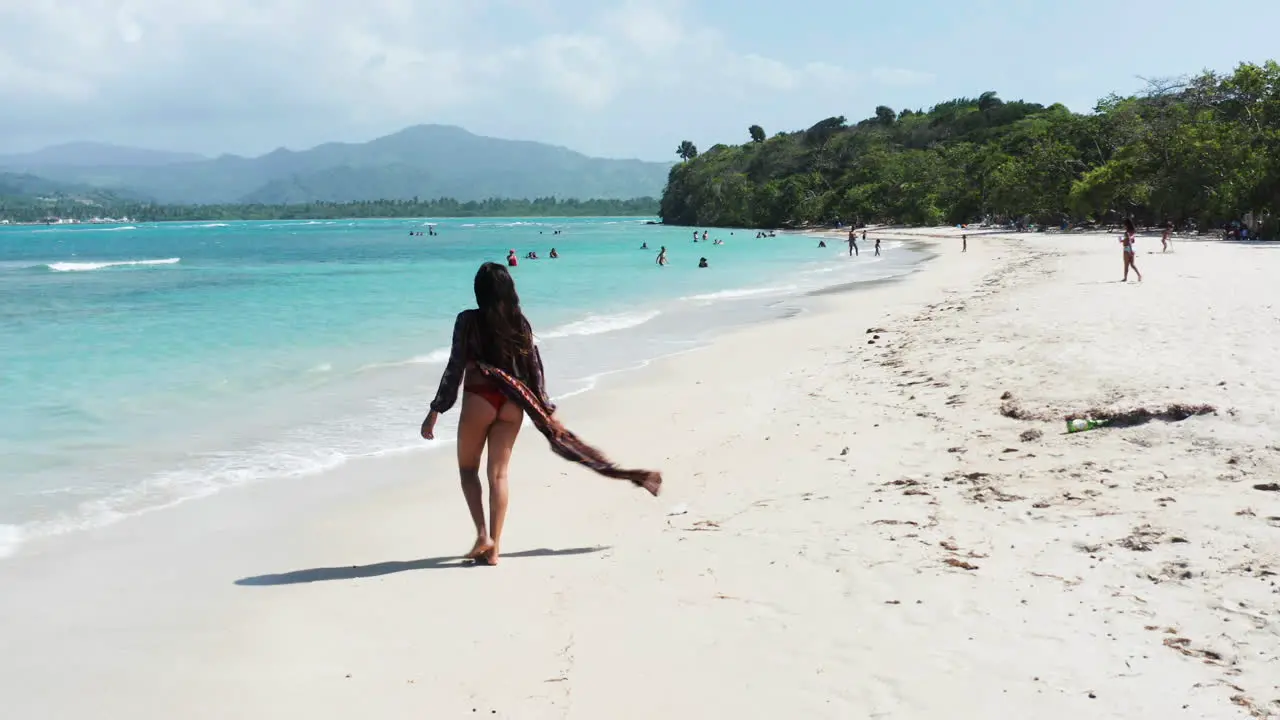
[
  {"left": 848, "top": 229, "right": 858, "bottom": 257},
  {"left": 656, "top": 246, "right": 668, "bottom": 266},
  {"left": 1121, "top": 218, "right": 1142, "bottom": 282},
  {"left": 874, "top": 238, "right": 881, "bottom": 256},
  {"left": 421, "top": 263, "right": 661, "bottom": 565},
  {"left": 1161, "top": 222, "right": 1172, "bottom": 252},
  {"left": 962, "top": 234, "right": 967, "bottom": 253}
]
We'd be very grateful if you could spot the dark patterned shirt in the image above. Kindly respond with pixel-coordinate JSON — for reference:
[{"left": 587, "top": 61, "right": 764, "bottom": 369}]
[{"left": 429, "top": 309, "right": 555, "bottom": 414}]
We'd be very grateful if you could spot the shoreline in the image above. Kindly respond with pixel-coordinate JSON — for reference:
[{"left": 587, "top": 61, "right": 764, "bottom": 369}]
[
  {"left": 3, "top": 227, "right": 1278, "bottom": 718},
  {"left": 0, "top": 232, "right": 927, "bottom": 559}
]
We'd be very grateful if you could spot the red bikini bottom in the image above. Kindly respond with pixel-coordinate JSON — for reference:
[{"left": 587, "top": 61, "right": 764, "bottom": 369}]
[{"left": 465, "top": 385, "right": 506, "bottom": 411}]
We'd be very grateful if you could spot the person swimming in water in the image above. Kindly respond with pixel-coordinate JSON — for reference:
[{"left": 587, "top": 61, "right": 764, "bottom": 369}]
[
  {"left": 641, "top": 241, "right": 649, "bottom": 250},
  {"left": 702, "top": 230, "right": 708, "bottom": 242},
  {"left": 549, "top": 248, "right": 559, "bottom": 258},
  {"left": 507, "top": 250, "right": 518, "bottom": 267},
  {"left": 422, "top": 263, "right": 662, "bottom": 564},
  {"left": 698, "top": 257, "right": 708, "bottom": 268},
  {"left": 818, "top": 239, "right": 827, "bottom": 248}
]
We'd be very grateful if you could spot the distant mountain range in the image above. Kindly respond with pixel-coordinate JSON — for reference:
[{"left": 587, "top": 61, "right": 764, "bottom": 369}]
[
  {"left": 0, "top": 126, "right": 672, "bottom": 205},
  {"left": 0, "top": 142, "right": 205, "bottom": 168}
]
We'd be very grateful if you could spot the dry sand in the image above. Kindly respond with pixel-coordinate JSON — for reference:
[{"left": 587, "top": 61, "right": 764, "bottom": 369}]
[{"left": 2, "top": 227, "right": 1278, "bottom": 719}]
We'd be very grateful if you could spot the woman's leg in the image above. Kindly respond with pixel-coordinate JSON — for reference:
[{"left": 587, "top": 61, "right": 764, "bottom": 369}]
[
  {"left": 1130, "top": 255, "right": 1142, "bottom": 281},
  {"left": 1122, "top": 253, "right": 1129, "bottom": 281},
  {"left": 456, "top": 392, "right": 497, "bottom": 558},
  {"left": 480, "top": 402, "right": 524, "bottom": 565}
]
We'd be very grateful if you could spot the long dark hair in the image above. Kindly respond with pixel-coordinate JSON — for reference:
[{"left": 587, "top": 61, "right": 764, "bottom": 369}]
[
  {"left": 1124, "top": 218, "right": 1136, "bottom": 235},
  {"left": 473, "top": 262, "right": 535, "bottom": 374}
]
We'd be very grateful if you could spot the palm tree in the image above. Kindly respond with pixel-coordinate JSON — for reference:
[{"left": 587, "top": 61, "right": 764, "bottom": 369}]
[{"left": 677, "top": 140, "right": 698, "bottom": 161}]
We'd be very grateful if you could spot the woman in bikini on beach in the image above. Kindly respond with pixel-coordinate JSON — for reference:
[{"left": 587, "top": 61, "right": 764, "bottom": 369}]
[
  {"left": 1121, "top": 218, "right": 1142, "bottom": 282},
  {"left": 421, "top": 263, "right": 661, "bottom": 565}
]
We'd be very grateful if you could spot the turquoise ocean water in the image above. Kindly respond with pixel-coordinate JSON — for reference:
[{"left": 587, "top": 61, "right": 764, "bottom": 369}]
[{"left": 0, "top": 217, "right": 920, "bottom": 557}]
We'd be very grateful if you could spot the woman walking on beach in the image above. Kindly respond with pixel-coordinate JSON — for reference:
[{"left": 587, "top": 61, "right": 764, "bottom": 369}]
[
  {"left": 1121, "top": 219, "right": 1142, "bottom": 282},
  {"left": 1161, "top": 222, "right": 1172, "bottom": 252},
  {"left": 421, "top": 263, "right": 661, "bottom": 565}
]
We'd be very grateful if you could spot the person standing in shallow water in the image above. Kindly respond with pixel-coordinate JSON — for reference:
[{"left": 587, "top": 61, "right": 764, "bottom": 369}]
[
  {"left": 656, "top": 246, "right": 668, "bottom": 266},
  {"left": 874, "top": 238, "right": 881, "bottom": 256},
  {"left": 421, "top": 264, "right": 662, "bottom": 565},
  {"left": 847, "top": 228, "right": 858, "bottom": 257}
]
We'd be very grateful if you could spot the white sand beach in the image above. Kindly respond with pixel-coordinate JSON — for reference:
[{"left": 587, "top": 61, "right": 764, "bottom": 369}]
[{"left": 2, "top": 228, "right": 1278, "bottom": 718}]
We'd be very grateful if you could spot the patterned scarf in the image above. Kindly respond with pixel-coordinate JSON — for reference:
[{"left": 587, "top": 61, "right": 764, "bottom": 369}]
[{"left": 476, "top": 363, "right": 662, "bottom": 496}]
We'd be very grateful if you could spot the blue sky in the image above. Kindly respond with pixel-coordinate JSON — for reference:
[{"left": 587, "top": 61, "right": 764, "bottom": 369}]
[{"left": 2, "top": 0, "right": 1277, "bottom": 162}]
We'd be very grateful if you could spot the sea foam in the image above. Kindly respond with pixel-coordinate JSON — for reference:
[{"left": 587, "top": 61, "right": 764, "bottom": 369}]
[
  {"left": 542, "top": 310, "right": 660, "bottom": 339},
  {"left": 682, "top": 285, "right": 797, "bottom": 302},
  {"left": 46, "top": 258, "right": 180, "bottom": 272},
  {"left": 0, "top": 524, "right": 21, "bottom": 559}
]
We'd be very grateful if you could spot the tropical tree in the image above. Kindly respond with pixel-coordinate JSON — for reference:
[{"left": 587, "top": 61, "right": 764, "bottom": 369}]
[
  {"left": 749, "top": 125, "right": 766, "bottom": 143},
  {"left": 658, "top": 60, "right": 1280, "bottom": 234},
  {"left": 677, "top": 140, "right": 699, "bottom": 161},
  {"left": 978, "top": 91, "right": 1004, "bottom": 112}
]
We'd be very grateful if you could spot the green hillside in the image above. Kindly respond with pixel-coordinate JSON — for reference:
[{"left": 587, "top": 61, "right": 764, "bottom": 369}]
[{"left": 660, "top": 60, "right": 1280, "bottom": 235}]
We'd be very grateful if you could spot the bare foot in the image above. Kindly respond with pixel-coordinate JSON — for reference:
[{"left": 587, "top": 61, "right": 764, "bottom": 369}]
[
  {"left": 464, "top": 537, "right": 494, "bottom": 560},
  {"left": 481, "top": 545, "right": 500, "bottom": 566}
]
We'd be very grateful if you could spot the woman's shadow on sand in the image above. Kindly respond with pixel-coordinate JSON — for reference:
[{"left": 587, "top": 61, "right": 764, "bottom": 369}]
[{"left": 234, "top": 546, "right": 607, "bottom": 586}]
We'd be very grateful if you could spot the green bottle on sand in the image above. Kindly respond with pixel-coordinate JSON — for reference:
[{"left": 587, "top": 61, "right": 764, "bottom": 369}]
[{"left": 1066, "top": 418, "right": 1108, "bottom": 433}]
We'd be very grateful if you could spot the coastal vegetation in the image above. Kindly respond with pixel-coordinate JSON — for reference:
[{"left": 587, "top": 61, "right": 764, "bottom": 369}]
[
  {"left": 0, "top": 195, "right": 659, "bottom": 224},
  {"left": 660, "top": 61, "right": 1280, "bottom": 235}
]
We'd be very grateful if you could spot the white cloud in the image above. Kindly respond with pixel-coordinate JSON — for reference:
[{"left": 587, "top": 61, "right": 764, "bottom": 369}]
[{"left": 0, "top": 0, "right": 937, "bottom": 160}]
